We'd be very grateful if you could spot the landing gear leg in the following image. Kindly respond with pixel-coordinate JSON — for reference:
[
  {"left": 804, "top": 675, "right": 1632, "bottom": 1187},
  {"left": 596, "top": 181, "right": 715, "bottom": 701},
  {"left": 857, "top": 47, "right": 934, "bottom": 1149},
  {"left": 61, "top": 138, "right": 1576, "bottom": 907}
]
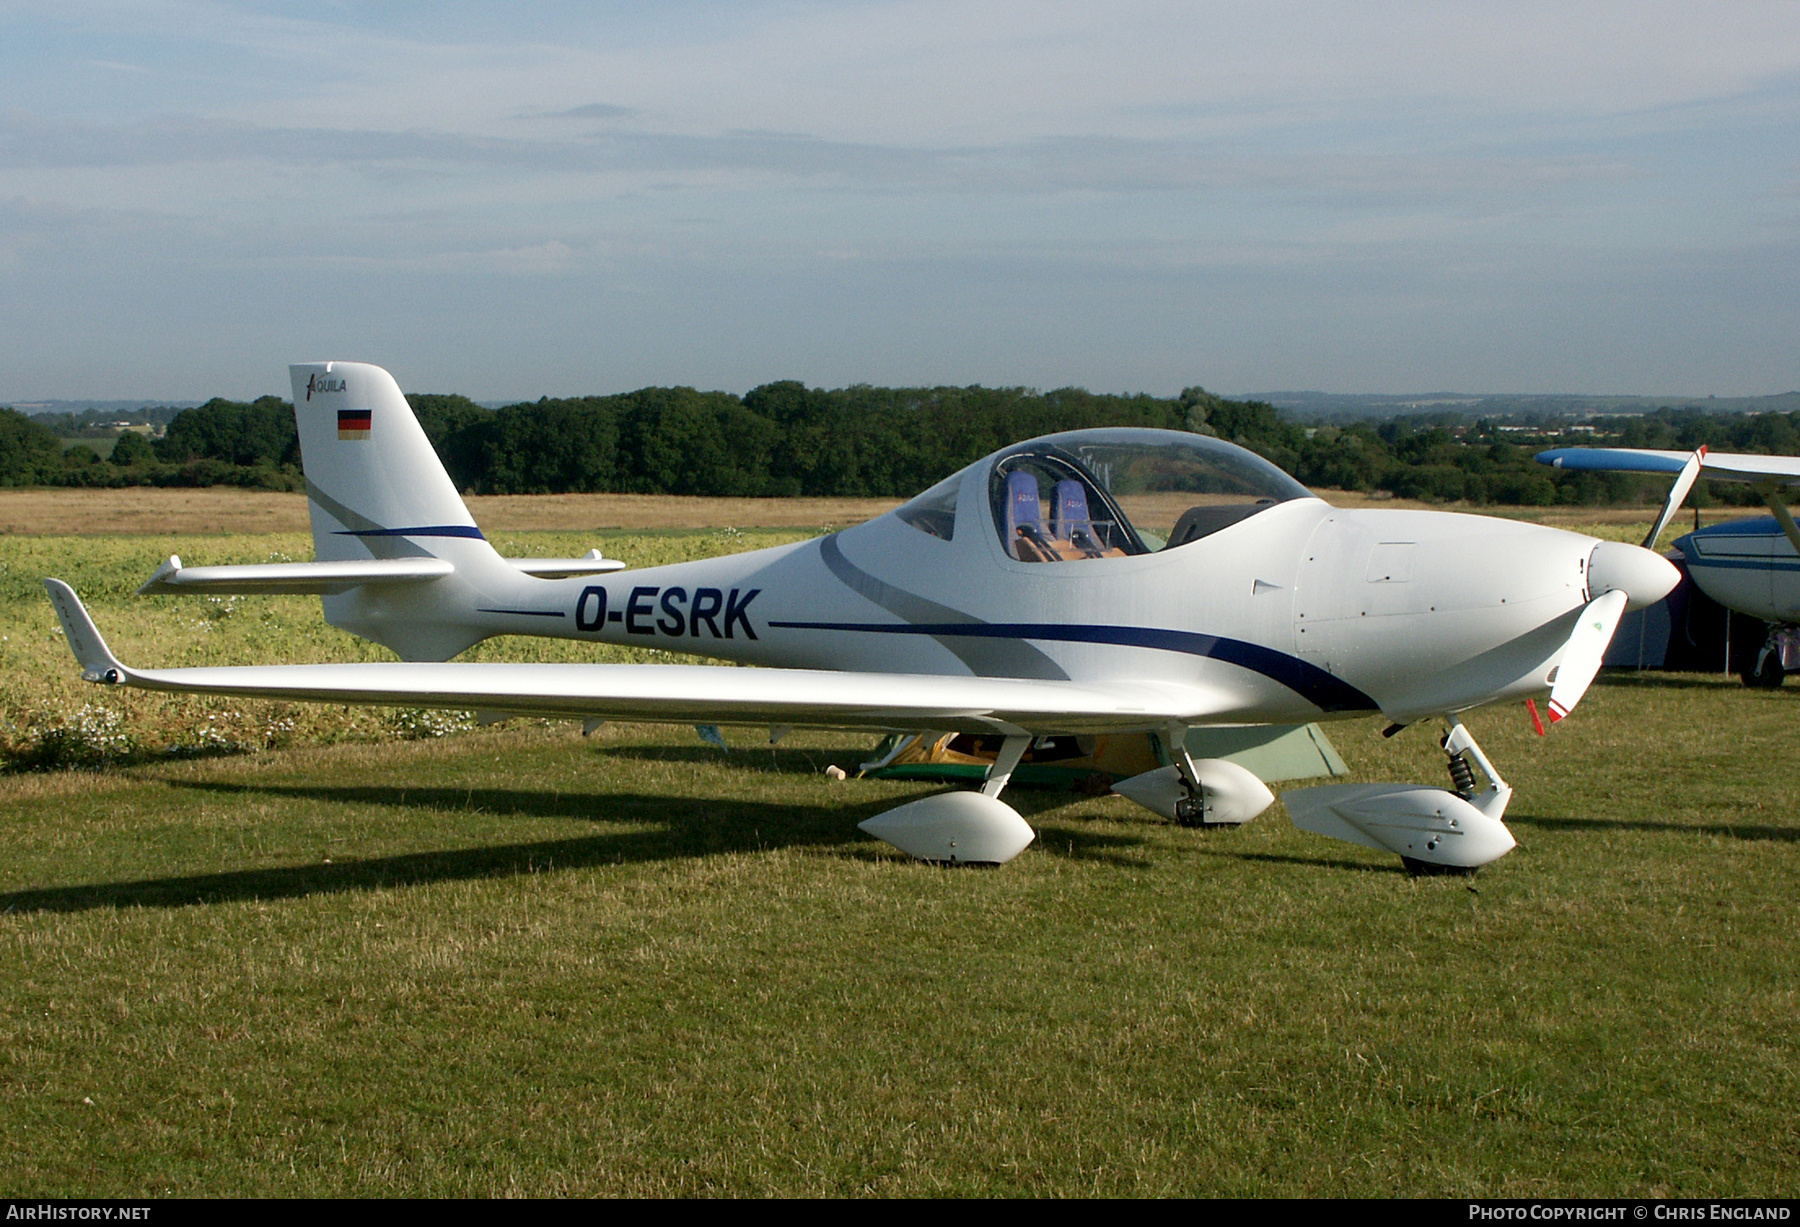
[
  {"left": 1395, "top": 720, "right": 1516, "bottom": 876},
  {"left": 981, "top": 735, "right": 1031, "bottom": 799},
  {"left": 1113, "top": 732, "right": 1273, "bottom": 826},
  {"left": 1441, "top": 718, "right": 1512, "bottom": 822},
  {"left": 1744, "top": 627, "right": 1791, "bottom": 688},
  {"left": 1283, "top": 719, "right": 1518, "bottom": 870},
  {"left": 1167, "top": 723, "right": 1210, "bottom": 827},
  {"left": 856, "top": 733, "right": 1038, "bottom": 864}
]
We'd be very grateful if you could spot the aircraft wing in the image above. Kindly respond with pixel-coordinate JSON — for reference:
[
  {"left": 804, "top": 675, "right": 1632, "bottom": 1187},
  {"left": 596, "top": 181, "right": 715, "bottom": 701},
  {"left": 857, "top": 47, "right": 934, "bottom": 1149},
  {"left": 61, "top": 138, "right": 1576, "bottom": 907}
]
[
  {"left": 46, "top": 580, "right": 1243, "bottom": 736},
  {"left": 1537, "top": 447, "right": 1800, "bottom": 485}
]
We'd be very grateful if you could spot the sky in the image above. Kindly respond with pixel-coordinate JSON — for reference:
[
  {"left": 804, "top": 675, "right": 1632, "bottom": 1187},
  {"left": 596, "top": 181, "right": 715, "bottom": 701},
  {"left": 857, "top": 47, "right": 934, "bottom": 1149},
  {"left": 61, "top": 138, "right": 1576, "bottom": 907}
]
[{"left": 3, "top": 1, "right": 1799, "bottom": 403}]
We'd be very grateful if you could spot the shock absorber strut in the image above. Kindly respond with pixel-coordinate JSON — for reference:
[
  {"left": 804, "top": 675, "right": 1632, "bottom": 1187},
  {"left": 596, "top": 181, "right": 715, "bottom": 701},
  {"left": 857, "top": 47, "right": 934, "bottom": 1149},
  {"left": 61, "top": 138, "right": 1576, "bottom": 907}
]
[
  {"left": 1444, "top": 746, "right": 1478, "bottom": 798},
  {"left": 1441, "top": 718, "right": 1513, "bottom": 821}
]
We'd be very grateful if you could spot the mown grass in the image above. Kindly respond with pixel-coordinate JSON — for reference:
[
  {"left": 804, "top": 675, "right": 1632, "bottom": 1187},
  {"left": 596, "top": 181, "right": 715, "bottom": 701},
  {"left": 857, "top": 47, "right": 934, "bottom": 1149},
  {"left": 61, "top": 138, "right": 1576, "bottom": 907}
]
[{"left": 2, "top": 525, "right": 1796, "bottom": 1195}]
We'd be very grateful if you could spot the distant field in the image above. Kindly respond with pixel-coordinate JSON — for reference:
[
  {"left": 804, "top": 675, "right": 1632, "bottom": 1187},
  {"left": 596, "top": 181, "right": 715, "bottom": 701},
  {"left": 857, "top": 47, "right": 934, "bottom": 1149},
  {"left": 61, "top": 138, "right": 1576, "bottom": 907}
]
[
  {"left": 57, "top": 435, "right": 119, "bottom": 459},
  {"left": 0, "top": 482, "right": 1748, "bottom": 538},
  {"left": 0, "top": 487, "right": 902, "bottom": 536}
]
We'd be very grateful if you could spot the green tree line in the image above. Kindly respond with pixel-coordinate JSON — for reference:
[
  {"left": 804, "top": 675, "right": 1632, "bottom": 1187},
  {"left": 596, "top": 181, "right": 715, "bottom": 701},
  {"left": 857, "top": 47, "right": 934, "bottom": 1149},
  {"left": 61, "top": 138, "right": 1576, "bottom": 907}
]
[{"left": 5, "top": 387, "right": 1798, "bottom": 507}]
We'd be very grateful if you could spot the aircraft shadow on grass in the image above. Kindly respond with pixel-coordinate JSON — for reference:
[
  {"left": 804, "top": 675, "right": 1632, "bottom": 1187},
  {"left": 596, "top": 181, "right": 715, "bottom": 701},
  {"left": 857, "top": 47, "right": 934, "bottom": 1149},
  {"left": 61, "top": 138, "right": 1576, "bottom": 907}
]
[
  {"left": 0, "top": 779, "right": 1160, "bottom": 915},
  {"left": 1592, "top": 672, "right": 1764, "bottom": 693},
  {"left": 592, "top": 742, "right": 868, "bottom": 774},
  {"left": 1501, "top": 809, "right": 1800, "bottom": 844},
  {"left": 1212, "top": 850, "right": 1404, "bottom": 875}
]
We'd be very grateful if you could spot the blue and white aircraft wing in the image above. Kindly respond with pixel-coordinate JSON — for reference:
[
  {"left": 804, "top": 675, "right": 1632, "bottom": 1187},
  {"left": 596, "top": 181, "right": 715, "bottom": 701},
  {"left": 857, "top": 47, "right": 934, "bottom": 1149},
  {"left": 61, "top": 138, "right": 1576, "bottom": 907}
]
[
  {"left": 1538, "top": 447, "right": 1800, "bottom": 485},
  {"left": 1537, "top": 445, "right": 1800, "bottom": 635},
  {"left": 1538, "top": 445, "right": 1800, "bottom": 553}
]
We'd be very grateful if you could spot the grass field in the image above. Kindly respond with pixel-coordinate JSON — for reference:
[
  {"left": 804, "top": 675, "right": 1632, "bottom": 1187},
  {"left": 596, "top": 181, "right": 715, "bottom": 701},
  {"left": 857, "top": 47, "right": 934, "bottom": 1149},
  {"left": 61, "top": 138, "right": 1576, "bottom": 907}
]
[
  {"left": 0, "top": 487, "right": 904, "bottom": 536},
  {"left": 1, "top": 500, "right": 1795, "bottom": 1196},
  {"left": 0, "top": 484, "right": 1736, "bottom": 537}
]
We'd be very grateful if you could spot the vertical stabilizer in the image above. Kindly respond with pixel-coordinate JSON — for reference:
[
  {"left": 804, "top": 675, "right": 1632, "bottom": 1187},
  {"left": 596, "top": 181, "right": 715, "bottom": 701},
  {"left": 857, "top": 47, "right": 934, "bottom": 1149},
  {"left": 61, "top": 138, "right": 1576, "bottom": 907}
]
[
  {"left": 290, "top": 362, "right": 479, "bottom": 562},
  {"left": 288, "top": 362, "right": 514, "bottom": 660}
]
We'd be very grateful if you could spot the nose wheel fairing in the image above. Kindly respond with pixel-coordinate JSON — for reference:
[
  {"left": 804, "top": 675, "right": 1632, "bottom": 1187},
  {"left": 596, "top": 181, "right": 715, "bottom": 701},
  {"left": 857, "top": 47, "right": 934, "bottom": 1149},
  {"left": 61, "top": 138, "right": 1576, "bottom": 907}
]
[{"left": 1283, "top": 717, "right": 1515, "bottom": 871}]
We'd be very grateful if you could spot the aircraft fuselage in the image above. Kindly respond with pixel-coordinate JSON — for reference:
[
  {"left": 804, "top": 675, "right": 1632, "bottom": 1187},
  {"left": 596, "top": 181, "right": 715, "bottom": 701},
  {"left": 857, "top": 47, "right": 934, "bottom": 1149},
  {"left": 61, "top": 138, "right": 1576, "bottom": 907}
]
[
  {"left": 1673, "top": 518, "right": 1800, "bottom": 625},
  {"left": 330, "top": 491, "right": 1615, "bottom": 728}
]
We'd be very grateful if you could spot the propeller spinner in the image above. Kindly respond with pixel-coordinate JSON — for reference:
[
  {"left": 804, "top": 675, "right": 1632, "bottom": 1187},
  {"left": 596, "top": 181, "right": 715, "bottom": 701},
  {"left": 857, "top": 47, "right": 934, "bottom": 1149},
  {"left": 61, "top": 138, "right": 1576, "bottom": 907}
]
[{"left": 1548, "top": 542, "right": 1677, "bottom": 723}]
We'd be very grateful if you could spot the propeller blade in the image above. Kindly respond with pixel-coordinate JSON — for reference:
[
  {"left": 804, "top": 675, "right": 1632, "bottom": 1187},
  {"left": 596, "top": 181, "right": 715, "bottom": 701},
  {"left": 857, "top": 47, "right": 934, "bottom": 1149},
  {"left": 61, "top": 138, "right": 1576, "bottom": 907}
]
[
  {"left": 1547, "top": 589, "right": 1629, "bottom": 723},
  {"left": 1642, "top": 445, "right": 1707, "bottom": 549}
]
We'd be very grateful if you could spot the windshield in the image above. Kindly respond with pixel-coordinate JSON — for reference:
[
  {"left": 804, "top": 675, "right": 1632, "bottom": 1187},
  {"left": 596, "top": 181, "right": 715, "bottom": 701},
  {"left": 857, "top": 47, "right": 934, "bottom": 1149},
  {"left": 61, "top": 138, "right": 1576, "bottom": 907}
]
[
  {"left": 894, "top": 467, "right": 964, "bottom": 541},
  {"left": 987, "top": 428, "right": 1310, "bottom": 558}
]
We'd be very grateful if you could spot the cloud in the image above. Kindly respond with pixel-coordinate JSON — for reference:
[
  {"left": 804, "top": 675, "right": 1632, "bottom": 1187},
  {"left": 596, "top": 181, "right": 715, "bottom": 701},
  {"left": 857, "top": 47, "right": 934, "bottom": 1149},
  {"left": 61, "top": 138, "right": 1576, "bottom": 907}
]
[
  {"left": 15, "top": 2, "right": 1800, "bottom": 143},
  {"left": 0, "top": 108, "right": 1648, "bottom": 215},
  {"left": 547, "top": 103, "right": 637, "bottom": 121},
  {"left": 2, "top": 2, "right": 1798, "bottom": 397}
]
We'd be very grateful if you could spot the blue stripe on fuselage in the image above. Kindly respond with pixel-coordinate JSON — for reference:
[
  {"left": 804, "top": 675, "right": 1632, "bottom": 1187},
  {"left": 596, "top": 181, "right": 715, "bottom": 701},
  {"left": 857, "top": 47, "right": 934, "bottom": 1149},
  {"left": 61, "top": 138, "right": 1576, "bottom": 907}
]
[
  {"left": 766, "top": 619, "right": 1377, "bottom": 713},
  {"left": 335, "top": 525, "right": 486, "bottom": 540},
  {"left": 1682, "top": 557, "right": 1800, "bottom": 573}
]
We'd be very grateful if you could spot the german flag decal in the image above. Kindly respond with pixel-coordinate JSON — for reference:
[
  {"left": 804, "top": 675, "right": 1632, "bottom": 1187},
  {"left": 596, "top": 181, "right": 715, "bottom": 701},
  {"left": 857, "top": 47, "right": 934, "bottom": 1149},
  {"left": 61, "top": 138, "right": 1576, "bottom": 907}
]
[{"left": 337, "top": 408, "right": 372, "bottom": 440}]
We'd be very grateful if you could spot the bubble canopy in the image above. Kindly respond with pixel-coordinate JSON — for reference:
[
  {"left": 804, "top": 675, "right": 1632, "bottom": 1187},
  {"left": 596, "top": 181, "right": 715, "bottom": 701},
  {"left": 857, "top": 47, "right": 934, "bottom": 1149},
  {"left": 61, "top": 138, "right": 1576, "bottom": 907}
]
[{"left": 897, "top": 427, "right": 1314, "bottom": 560}]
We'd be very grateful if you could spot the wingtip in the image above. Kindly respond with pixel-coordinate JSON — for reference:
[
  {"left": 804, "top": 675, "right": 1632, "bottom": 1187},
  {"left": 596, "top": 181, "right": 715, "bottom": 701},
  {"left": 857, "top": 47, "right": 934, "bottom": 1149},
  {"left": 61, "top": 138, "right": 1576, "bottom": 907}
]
[
  {"left": 42, "top": 579, "right": 129, "bottom": 684},
  {"left": 136, "top": 555, "right": 183, "bottom": 596}
]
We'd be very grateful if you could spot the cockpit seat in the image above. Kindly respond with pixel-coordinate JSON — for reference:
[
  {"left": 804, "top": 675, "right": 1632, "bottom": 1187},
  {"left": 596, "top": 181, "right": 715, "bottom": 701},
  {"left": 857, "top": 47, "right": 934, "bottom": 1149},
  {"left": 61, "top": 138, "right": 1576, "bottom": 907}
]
[
  {"left": 1051, "top": 480, "right": 1105, "bottom": 557},
  {"left": 1004, "top": 471, "right": 1062, "bottom": 561}
]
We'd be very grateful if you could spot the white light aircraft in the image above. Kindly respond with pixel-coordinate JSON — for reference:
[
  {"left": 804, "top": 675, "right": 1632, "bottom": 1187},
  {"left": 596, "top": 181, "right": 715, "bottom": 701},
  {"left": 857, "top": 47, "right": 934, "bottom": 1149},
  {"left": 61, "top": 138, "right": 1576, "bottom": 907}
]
[
  {"left": 1538, "top": 446, "right": 1800, "bottom": 687},
  {"left": 45, "top": 363, "right": 1680, "bottom": 871}
]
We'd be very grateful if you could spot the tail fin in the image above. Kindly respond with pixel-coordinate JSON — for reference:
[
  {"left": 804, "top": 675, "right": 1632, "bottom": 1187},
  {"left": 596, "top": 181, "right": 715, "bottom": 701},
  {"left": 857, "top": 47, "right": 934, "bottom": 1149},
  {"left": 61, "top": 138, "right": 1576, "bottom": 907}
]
[
  {"left": 289, "top": 362, "right": 514, "bottom": 660},
  {"left": 290, "top": 362, "right": 480, "bottom": 562}
]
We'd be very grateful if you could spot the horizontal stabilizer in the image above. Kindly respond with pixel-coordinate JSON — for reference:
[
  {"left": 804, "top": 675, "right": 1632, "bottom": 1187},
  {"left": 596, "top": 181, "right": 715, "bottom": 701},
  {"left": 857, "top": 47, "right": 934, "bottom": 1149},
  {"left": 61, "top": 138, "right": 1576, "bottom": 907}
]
[
  {"left": 508, "top": 550, "right": 626, "bottom": 578},
  {"left": 138, "top": 555, "right": 454, "bottom": 595},
  {"left": 139, "top": 550, "right": 623, "bottom": 595}
]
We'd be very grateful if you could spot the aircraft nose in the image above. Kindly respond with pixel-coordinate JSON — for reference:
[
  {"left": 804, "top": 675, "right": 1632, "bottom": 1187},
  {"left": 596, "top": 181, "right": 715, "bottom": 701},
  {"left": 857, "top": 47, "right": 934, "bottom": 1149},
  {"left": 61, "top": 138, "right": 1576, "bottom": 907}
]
[{"left": 1588, "top": 540, "right": 1680, "bottom": 611}]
